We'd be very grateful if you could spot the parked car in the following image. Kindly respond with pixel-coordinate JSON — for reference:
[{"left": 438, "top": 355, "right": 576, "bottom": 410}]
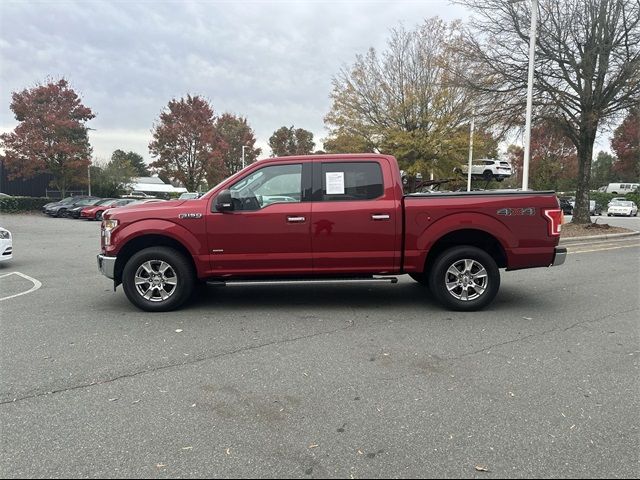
[
  {"left": 604, "top": 182, "right": 639, "bottom": 194},
  {"left": 116, "top": 199, "right": 167, "bottom": 208},
  {"left": 178, "top": 192, "right": 202, "bottom": 200},
  {"left": 607, "top": 200, "right": 638, "bottom": 217},
  {"left": 42, "top": 196, "right": 86, "bottom": 214},
  {"left": 607, "top": 197, "right": 627, "bottom": 207},
  {"left": 589, "top": 201, "right": 603, "bottom": 215},
  {"left": 455, "top": 159, "right": 513, "bottom": 181},
  {"left": 46, "top": 197, "right": 99, "bottom": 217},
  {"left": 122, "top": 191, "right": 156, "bottom": 199},
  {"left": 81, "top": 199, "right": 135, "bottom": 221},
  {"left": 0, "top": 227, "right": 12, "bottom": 262},
  {"left": 97, "top": 153, "right": 565, "bottom": 312},
  {"left": 67, "top": 198, "right": 112, "bottom": 219},
  {"left": 0, "top": 193, "right": 11, "bottom": 198}
]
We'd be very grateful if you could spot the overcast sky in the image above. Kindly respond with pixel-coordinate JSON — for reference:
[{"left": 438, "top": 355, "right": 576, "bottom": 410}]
[
  {"left": 1, "top": 0, "right": 474, "bottom": 162},
  {"left": 1, "top": 0, "right": 613, "bottom": 165}
]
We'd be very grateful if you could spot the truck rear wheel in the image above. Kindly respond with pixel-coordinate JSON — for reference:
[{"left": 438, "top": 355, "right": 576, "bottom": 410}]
[
  {"left": 122, "top": 247, "right": 195, "bottom": 312},
  {"left": 428, "top": 246, "right": 500, "bottom": 311}
]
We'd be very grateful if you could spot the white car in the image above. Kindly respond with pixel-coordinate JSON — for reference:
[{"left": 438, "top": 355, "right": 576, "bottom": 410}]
[
  {"left": 607, "top": 201, "right": 638, "bottom": 217},
  {"left": 0, "top": 227, "right": 12, "bottom": 262},
  {"left": 457, "top": 159, "right": 513, "bottom": 181}
]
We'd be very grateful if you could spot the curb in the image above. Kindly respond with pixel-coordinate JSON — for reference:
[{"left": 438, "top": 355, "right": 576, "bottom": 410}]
[{"left": 559, "top": 231, "right": 640, "bottom": 245}]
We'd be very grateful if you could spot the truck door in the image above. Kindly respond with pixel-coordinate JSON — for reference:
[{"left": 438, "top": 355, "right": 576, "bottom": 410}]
[
  {"left": 206, "top": 162, "right": 313, "bottom": 275},
  {"left": 311, "top": 160, "right": 399, "bottom": 274}
]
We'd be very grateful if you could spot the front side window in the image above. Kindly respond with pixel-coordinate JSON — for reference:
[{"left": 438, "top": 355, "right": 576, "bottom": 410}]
[
  {"left": 228, "top": 164, "right": 302, "bottom": 211},
  {"left": 320, "top": 162, "right": 383, "bottom": 201}
]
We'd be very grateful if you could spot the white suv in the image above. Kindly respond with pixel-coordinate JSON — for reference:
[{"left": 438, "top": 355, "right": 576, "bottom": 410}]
[{"left": 457, "top": 159, "right": 513, "bottom": 182}]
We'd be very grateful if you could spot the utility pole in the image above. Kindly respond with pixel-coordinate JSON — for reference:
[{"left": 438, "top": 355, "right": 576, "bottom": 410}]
[
  {"left": 521, "top": 0, "right": 538, "bottom": 190},
  {"left": 467, "top": 108, "right": 475, "bottom": 192},
  {"left": 88, "top": 164, "right": 91, "bottom": 196},
  {"left": 241, "top": 145, "right": 249, "bottom": 170}
]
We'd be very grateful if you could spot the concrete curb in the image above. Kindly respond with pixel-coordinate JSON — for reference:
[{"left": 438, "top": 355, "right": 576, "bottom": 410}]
[{"left": 559, "top": 231, "right": 640, "bottom": 245}]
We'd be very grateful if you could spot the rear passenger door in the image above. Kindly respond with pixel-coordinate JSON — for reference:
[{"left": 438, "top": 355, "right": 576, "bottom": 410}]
[{"left": 311, "top": 160, "right": 399, "bottom": 274}]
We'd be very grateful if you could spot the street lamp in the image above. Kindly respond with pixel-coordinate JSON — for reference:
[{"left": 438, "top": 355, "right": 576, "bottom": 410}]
[
  {"left": 467, "top": 107, "right": 475, "bottom": 192},
  {"left": 511, "top": 0, "right": 539, "bottom": 190},
  {"left": 241, "top": 145, "right": 249, "bottom": 170}
]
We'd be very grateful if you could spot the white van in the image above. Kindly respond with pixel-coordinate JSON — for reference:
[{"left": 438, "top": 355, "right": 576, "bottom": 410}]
[{"left": 604, "top": 182, "right": 639, "bottom": 194}]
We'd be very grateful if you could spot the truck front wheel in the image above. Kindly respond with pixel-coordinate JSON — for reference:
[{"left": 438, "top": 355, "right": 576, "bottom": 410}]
[
  {"left": 428, "top": 246, "right": 500, "bottom": 311},
  {"left": 122, "top": 247, "right": 195, "bottom": 312}
]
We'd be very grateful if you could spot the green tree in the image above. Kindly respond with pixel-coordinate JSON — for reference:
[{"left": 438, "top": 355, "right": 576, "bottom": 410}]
[
  {"left": 0, "top": 79, "right": 95, "bottom": 197},
  {"left": 591, "top": 151, "right": 616, "bottom": 188},
  {"left": 90, "top": 155, "right": 137, "bottom": 198},
  {"left": 149, "top": 95, "right": 226, "bottom": 192},
  {"left": 268, "top": 126, "right": 315, "bottom": 157},
  {"left": 111, "top": 149, "right": 148, "bottom": 177},
  {"left": 458, "top": 0, "right": 640, "bottom": 223},
  {"left": 214, "top": 113, "right": 261, "bottom": 182},
  {"left": 324, "top": 18, "right": 492, "bottom": 178}
]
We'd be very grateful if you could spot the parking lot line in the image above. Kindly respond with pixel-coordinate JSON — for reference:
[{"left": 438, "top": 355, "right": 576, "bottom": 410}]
[
  {"left": 0, "top": 272, "right": 43, "bottom": 302},
  {"left": 568, "top": 243, "right": 640, "bottom": 255}
]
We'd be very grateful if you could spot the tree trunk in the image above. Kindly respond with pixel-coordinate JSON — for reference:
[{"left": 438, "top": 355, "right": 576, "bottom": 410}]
[{"left": 572, "top": 127, "right": 597, "bottom": 225}]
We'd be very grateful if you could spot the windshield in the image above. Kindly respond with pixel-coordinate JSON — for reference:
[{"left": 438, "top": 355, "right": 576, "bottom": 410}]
[{"left": 611, "top": 201, "right": 632, "bottom": 207}]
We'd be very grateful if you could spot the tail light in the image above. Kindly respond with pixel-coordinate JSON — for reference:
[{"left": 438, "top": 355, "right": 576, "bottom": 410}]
[{"left": 544, "top": 209, "right": 562, "bottom": 236}]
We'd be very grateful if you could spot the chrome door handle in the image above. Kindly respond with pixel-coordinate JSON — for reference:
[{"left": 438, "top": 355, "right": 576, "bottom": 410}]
[
  {"left": 287, "top": 216, "right": 306, "bottom": 223},
  {"left": 371, "top": 214, "right": 390, "bottom": 221}
]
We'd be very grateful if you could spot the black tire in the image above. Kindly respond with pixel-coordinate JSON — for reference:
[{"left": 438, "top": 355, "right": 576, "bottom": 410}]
[
  {"left": 122, "top": 247, "right": 195, "bottom": 312},
  {"left": 57, "top": 208, "right": 67, "bottom": 218},
  {"left": 483, "top": 170, "right": 493, "bottom": 181},
  {"left": 95, "top": 210, "right": 104, "bottom": 221},
  {"left": 409, "top": 273, "right": 429, "bottom": 286},
  {"left": 428, "top": 246, "right": 500, "bottom": 311}
]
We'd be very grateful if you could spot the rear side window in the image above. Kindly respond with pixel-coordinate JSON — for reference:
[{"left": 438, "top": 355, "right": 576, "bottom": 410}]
[{"left": 319, "top": 162, "right": 384, "bottom": 201}]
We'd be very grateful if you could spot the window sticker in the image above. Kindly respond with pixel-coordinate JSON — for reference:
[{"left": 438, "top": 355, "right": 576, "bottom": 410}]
[{"left": 326, "top": 171, "right": 345, "bottom": 195}]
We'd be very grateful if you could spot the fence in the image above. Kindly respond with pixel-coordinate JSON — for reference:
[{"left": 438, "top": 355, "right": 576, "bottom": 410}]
[{"left": 45, "top": 189, "right": 87, "bottom": 199}]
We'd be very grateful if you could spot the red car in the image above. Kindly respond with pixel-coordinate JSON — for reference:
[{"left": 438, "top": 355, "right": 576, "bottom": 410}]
[
  {"left": 81, "top": 199, "right": 135, "bottom": 220},
  {"left": 97, "top": 154, "right": 564, "bottom": 312}
]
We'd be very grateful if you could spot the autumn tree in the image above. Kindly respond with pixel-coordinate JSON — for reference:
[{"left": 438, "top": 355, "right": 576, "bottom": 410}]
[
  {"left": 214, "top": 113, "right": 261, "bottom": 182},
  {"left": 149, "top": 95, "right": 226, "bottom": 192},
  {"left": 111, "top": 149, "right": 148, "bottom": 177},
  {"left": 528, "top": 122, "right": 578, "bottom": 191},
  {"left": 324, "top": 18, "right": 498, "bottom": 178},
  {"left": 0, "top": 79, "right": 94, "bottom": 196},
  {"left": 268, "top": 126, "right": 315, "bottom": 157},
  {"left": 611, "top": 108, "right": 640, "bottom": 182},
  {"left": 457, "top": 0, "right": 640, "bottom": 223}
]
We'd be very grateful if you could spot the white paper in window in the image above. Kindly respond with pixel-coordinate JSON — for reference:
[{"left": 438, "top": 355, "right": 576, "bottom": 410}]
[{"left": 326, "top": 172, "right": 345, "bottom": 195}]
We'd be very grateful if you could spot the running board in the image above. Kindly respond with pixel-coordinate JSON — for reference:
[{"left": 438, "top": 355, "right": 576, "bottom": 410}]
[{"left": 206, "top": 276, "right": 398, "bottom": 287}]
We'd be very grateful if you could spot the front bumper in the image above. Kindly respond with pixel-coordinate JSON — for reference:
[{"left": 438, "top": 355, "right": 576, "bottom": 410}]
[
  {"left": 552, "top": 247, "right": 567, "bottom": 266},
  {"left": 97, "top": 254, "right": 116, "bottom": 279}
]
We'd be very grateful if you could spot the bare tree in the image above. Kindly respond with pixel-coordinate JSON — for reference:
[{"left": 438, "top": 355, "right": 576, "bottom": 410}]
[{"left": 458, "top": 0, "right": 640, "bottom": 223}]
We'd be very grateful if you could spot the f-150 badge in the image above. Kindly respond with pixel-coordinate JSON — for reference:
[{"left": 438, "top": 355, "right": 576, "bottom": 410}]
[
  {"left": 497, "top": 207, "right": 536, "bottom": 216},
  {"left": 179, "top": 213, "right": 203, "bottom": 219}
]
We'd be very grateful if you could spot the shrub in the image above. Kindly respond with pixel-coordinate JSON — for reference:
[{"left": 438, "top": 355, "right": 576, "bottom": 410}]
[{"left": 0, "top": 196, "right": 50, "bottom": 213}]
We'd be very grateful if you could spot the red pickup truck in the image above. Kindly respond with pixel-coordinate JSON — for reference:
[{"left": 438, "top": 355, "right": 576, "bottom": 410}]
[{"left": 98, "top": 154, "right": 565, "bottom": 312}]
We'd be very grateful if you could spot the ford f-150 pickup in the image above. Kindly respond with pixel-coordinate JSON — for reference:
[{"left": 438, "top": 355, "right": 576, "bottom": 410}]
[{"left": 97, "top": 154, "right": 566, "bottom": 312}]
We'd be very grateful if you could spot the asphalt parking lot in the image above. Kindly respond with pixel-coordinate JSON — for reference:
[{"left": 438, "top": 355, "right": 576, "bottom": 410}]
[{"left": 0, "top": 214, "right": 638, "bottom": 478}]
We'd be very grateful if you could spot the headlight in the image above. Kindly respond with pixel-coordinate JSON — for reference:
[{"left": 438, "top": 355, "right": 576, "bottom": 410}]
[
  {"left": 101, "top": 219, "right": 119, "bottom": 246},
  {"left": 0, "top": 230, "right": 10, "bottom": 239}
]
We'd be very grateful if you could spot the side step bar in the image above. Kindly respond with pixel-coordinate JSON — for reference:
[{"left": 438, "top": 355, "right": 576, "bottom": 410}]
[{"left": 206, "top": 276, "right": 398, "bottom": 287}]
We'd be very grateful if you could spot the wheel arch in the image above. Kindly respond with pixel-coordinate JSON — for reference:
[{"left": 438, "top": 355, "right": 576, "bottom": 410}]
[
  {"left": 114, "top": 235, "right": 196, "bottom": 287},
  {"left": 423, "top": 229, "right": 508, "bottom": 274}
]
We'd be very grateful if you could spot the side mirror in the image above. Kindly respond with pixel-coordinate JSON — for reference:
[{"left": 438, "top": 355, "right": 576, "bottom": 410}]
[{"left": 215, "top": 189, "right": 234, "bottom": 212}]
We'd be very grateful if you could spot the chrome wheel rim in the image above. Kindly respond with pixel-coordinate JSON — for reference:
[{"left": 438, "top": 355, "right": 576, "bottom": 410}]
[
  {"left": 444, "top": 259, "right": 488, "bottom": 301},
  {"left": 134, "top": 260, "right": 178, "bottom": 302}
]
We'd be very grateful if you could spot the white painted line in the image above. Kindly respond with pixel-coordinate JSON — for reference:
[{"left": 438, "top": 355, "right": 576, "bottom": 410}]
[
  {"left": 0, "top": 272, "right": 43, "bottom": 301},
  {"left": 568, "top": 244, "right": 640, "bottom": 255}
]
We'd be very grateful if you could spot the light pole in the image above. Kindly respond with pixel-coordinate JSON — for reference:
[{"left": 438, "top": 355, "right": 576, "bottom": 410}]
[
  {"left": 513, "top": 0, "right": 539, "bottom": 190},
  {"left": 88, "top": 163, "right": 91, "bottom": 196},
  {"left": 467, "top": 107, "right": 475, "bottom": 192},
  {"left": 241, "top": 145, "right": 249, "bottom": 170}
]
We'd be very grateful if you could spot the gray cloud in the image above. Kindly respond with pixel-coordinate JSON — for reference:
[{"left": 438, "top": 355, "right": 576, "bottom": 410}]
[{"left": 1, "top": 0, "right": 470, "bottom": 160}]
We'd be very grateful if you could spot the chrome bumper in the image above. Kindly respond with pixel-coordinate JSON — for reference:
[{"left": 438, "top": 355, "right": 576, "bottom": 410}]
[
  {"left": 552, "top": 247, "right": 567, "bottom": 266},
  {"left": 97, "top": 254, "right": 117, "bottom": 279}
]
